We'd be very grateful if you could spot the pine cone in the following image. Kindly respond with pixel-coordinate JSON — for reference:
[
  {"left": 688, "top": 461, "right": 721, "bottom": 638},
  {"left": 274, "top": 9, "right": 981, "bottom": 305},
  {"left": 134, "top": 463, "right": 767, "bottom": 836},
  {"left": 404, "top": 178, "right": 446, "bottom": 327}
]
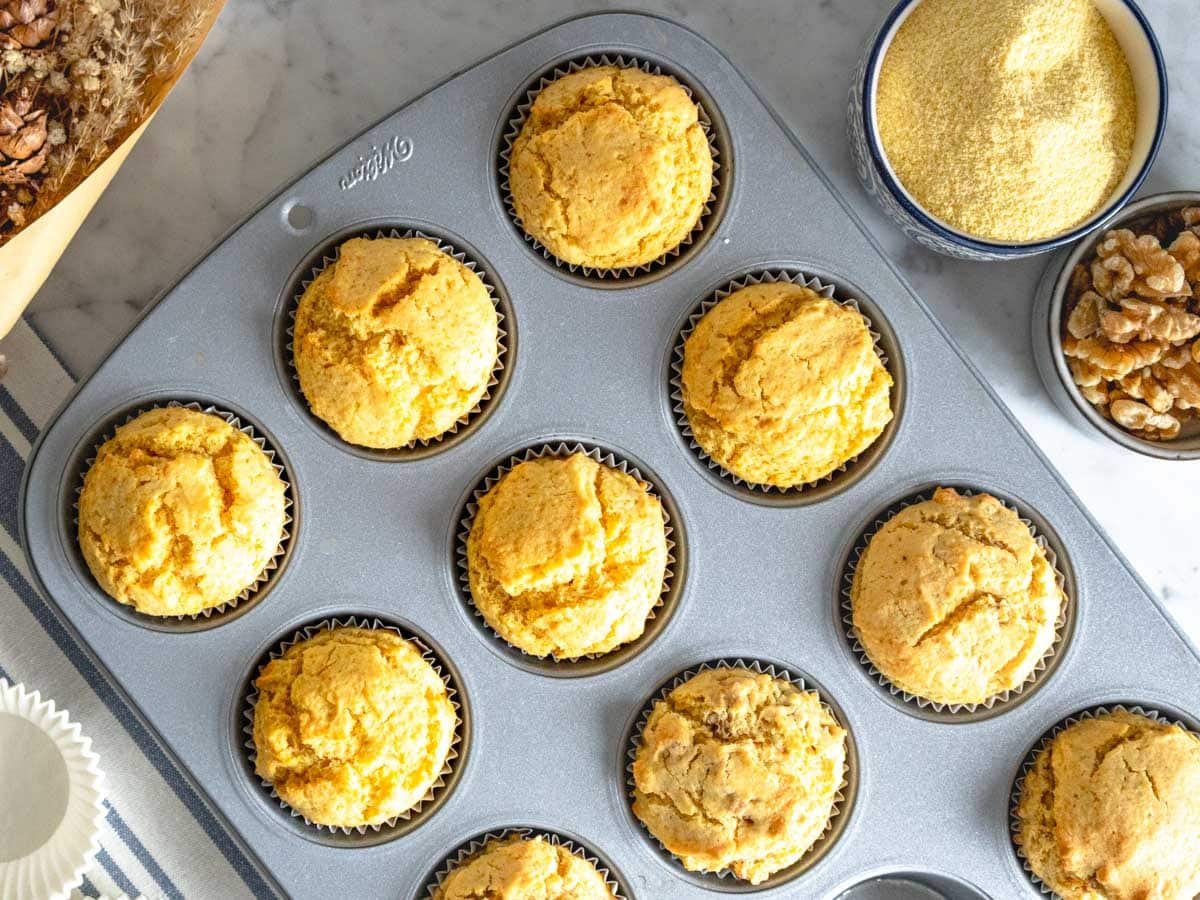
[
  {"left": 0, "top": 0, "right": 57, "bottom": 49},
  {"left": 0, "top": 88, "right": 49, "bottom": 185}
]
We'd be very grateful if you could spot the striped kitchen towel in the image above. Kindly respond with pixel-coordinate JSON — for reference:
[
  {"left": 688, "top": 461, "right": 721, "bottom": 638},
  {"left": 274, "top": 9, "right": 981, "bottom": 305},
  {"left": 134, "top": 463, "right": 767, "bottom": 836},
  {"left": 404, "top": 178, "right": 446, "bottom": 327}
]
[{"left": 0, "top": 319, "right": 276, "bottom": 900}]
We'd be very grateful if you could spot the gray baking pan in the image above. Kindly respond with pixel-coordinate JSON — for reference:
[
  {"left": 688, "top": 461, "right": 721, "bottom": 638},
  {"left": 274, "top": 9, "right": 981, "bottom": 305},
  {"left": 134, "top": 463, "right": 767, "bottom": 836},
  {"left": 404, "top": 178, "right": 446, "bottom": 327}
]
[{"left": 19, "top": 12, "right": 1200, "bottom": 900}]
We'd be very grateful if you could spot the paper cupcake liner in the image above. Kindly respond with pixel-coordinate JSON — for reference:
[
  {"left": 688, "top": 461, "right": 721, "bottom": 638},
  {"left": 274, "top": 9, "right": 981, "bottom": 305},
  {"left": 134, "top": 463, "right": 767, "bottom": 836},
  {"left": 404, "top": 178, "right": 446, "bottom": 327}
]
[
  {"left": 840, "top": 486, "right": 1073, "bottom": 720},
  {"left": 454, "top": 441, "right": 681, "bottom": 676},
  {"left": 239, "top": 615, "right": 466, "bottom": 843},
  {"left": 283, "top": 226, "right": 512, "bottom": 459},
  {"left": 498, "top": 53, "right": 725, "bottom": 282},
  {"left": 72, "top": 399, "right": 295, "bottom": 627},
  {"left": 419, "top": 826, "right": 630, "bottom": 900},
  {"left": 0, "top": 680, "right": 105, "bottom": 900},
  {"left": 1009, "top": 703, "right": 1200, "bottom": 898},
  {"left": 669, "top": 269, "right": 899, "bottom": 502},
  {"left": 623, "top": 657, "right": 855, "bottom": 891}
]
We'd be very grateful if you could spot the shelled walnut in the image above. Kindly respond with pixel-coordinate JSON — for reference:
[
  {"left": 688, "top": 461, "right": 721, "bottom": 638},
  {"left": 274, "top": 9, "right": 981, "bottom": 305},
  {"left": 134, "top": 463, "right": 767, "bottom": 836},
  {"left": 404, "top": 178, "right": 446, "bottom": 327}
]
[{"left": 1062, "top": 206, "right": 1200, "bottom": 441}]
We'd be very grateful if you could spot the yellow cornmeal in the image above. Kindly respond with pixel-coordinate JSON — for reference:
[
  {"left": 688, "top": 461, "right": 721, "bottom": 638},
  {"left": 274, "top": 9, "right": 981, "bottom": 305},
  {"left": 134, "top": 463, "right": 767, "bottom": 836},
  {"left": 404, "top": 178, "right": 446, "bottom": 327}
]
[
  {"left": 851, "top": 488, "right": 1062, "bottom": 706},
  {"left": 77, "top": 407, "right": 287, "bottom": 617},
  {"left": 466, "top": 453, "right": 668, "bottom": 660},
  {"left": 509, "top": 65, "right": 713, "bottom": 270},
  {"left": 876, "top": 0, "right": 1136, "bottom": 242},
  {"left": 680, "top": 283, "right": 893, "bottom": 488},
  {"left": 434, "top": 836, "right": 616, "bottom": 900},
  {"left": 632, "top": 668, "right": 846, "bottom": 885},
  {"left": 252, "top": 626, "right": 456, "bottom": 829},
  {"left": 1015, "top": 710, "right": 1200, "bottom": 900},
  {"left": 293, "top": 236, "right": 498, "bottom": 449}
]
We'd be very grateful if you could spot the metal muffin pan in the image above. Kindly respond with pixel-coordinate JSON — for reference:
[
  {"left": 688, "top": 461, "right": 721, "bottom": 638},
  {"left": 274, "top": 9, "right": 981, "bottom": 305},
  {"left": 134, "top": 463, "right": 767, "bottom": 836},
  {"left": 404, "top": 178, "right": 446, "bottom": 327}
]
[{"left": 18, "top": 12, "right": 1200, "bottom": 900}]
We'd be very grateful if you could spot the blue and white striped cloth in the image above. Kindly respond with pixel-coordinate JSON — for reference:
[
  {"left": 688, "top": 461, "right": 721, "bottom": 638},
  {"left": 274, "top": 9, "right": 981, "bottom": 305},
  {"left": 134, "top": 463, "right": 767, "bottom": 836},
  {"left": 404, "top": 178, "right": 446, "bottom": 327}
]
[{"left": 0, "top": 319, "right": 271, "bottom": 900}]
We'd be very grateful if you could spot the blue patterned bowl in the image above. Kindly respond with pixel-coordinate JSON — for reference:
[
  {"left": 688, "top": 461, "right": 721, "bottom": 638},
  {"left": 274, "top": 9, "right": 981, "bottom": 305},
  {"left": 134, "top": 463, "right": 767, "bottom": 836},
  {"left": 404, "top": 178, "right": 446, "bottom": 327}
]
[{"left": 847, "top": 0, "right": 1168, "bottom": 261}]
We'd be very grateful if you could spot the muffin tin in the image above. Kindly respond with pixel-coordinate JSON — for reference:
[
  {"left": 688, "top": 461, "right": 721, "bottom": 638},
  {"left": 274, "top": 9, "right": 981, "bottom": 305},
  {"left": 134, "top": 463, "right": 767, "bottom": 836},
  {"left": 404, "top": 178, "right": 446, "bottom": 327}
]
[{"left": 17, "top": 12, "right": 1200, "bottom": 899}]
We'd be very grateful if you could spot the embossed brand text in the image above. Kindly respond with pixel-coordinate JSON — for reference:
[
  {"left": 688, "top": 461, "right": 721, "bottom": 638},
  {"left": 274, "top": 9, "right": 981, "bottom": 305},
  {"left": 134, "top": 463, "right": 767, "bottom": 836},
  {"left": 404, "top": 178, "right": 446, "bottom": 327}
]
[{"left": 339, "top": 135, "right": 413, "bottom": 191}]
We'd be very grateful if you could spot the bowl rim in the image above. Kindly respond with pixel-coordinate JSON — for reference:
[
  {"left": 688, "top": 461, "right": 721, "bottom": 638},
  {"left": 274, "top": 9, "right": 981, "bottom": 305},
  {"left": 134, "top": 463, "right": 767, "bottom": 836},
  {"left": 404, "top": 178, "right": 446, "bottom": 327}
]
[
  {"left": 1045, "top": 190, "right": 1200, "bottom": 460},
  {"left": 861, "top": 0, "right": 1169, "bottom": 255}
]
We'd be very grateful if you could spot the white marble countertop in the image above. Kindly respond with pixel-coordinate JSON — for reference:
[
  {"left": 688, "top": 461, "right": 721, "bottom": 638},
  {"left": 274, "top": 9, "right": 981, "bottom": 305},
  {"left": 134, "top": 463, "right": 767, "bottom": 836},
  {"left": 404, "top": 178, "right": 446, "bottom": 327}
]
[{"left": 18, "top": 0, "right": 1200, "bottom": 641}]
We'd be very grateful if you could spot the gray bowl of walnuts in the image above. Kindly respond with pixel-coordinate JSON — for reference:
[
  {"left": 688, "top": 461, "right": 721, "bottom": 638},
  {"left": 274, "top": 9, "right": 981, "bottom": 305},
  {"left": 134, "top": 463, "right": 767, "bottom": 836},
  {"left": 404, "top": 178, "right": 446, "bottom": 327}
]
[{"left": 1033, "top": 191, "right": 1200, "bottom": 460}]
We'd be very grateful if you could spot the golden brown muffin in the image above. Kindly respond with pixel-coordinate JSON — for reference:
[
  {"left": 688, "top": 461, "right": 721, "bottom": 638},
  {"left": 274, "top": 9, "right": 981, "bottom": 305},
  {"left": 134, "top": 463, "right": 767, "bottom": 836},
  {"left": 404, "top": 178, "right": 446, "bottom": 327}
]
[
  {"left": 631, "top": 667, "right": 846, "bottom": 884},
  {"left": 680, "top": 283, "right": 893, "bottom": 488},
  {"left": 77, "top": 406, "right": 287, "bottom": 617},
  {"left": 1015, "top": 710, "right": 1200, "bottom": 900},
  {"left": 293, "top": 236, "right": 498, "bottom": 449},
  {"left": 252, "top": 626, "right": 456, "bottom": 828},
  {"left": 434, "top": 835, "right": 615, "bottom": 900},
  {"left": 850, "top": 487, "right": 1062, "bottom": 706},
  {"left": 508, "top": 64, "right": 713, "bottom": 270},
  {"left": 466, "top": 453, "right": 668, "bottom": 660}
]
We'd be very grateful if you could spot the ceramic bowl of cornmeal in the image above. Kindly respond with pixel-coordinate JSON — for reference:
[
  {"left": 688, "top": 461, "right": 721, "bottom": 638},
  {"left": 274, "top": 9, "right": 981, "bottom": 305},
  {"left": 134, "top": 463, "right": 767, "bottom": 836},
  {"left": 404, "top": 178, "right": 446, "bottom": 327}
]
[{"left": 848, "top": 0, "right": 1166, "bottom": 260}]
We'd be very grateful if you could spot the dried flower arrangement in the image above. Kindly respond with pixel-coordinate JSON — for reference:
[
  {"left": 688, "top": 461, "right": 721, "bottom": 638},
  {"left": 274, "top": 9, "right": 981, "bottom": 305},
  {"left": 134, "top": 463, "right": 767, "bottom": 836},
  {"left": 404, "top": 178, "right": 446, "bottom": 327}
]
[{"left": 0, "top": 0, "right": 222, "bottom": 243}]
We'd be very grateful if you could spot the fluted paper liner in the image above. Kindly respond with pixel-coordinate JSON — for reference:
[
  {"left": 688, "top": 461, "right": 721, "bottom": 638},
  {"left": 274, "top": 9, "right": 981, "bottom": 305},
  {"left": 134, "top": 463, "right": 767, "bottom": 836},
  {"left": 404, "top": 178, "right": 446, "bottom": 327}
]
[
  {"left": 420, "top": 827, "right": 629, "bottom": 900},
  {"left": 670, "top": 269, "right": 898, "bottom": 500},
  {"left": 240, "top": 615, "right": 465, "bottom": 840},
  {"left": 72, "top": 399, "right": 294, "bottom": 626},
  {"left": 0, "top": 679, "right": 105, "bottom": 900},
  {"left": 498, "top": 53, "right": 724, "bottom": 281},
  {"left": 840, "top": 486, "right": 1071, "bottom": 718},
  {"left": 283, "top": 226, "right": 511, "bottom": 457},
  {"left": 1009, "top": 703, "right": 1200, "bottom": 898},
  {"left": 624, "top": 658, "right": 853, "bottom": 890},
  {"left": 454, "top": 441, "right": 680, "bottom": 674}
]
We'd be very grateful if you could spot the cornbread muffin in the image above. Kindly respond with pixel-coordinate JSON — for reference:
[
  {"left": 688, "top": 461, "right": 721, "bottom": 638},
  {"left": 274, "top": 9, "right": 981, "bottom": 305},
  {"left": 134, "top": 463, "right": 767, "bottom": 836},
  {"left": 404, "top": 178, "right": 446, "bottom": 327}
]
[
  {"left": 77, "top": 406, "right": 287, "bottom": 617},
  {"left": 252, "top": 626, "right": 455, "bottom": 828},
  {"left": 508, "top": 65, "right": 713, "bottom": 270},
  {"left": 851, "top": 487, "right": 1062, "bottom": 706},
  {"left": 680, "top": 282, "right": 893, "bottom": 487},
  {"left": 434, "top": 836, "right": 616, "bottom": 900},
  {"left": 631, "top": 667, "right": 846, "bottom": 884},
  {"left": 1015, "top": 710, "right": 1200, "bottom": 900},
  {"left": 466, "top": 453, "right": 668, "bottom": 660},
  {"left": 293, "top": 236, "right": 499, "bottom": 449}
]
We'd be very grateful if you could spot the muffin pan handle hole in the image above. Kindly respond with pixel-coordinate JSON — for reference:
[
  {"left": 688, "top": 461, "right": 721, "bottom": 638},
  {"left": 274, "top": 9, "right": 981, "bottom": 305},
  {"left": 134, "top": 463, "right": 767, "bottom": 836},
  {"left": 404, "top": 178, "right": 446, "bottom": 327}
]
[{"left": 282, "top": 200, "right": 315, "bottom": 234}]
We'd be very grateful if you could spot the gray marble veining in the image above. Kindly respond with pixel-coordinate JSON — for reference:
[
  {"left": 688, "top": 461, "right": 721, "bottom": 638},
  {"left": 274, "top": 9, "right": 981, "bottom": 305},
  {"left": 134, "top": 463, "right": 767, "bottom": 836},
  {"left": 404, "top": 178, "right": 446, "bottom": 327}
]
[{"left": 15, "top": 0, "right": 1200, "bottom": 638}]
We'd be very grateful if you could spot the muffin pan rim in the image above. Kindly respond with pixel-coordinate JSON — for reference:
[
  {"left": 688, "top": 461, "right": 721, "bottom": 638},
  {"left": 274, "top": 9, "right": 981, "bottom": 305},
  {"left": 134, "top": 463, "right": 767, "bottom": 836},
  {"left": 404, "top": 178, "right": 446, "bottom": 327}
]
[
  {"left": 58, "top": 393, "right": 299, "bottom": 633},
  {"left": 835, "top": 480, "right": 1078, "bottom": 723},
  {"left": 272, "top": 219, "right": 517, "bottom": 462},
  {"left": 14, "top": 11, "right": 1200, "bottom": 899},
  {"left": 618, "top": 655, "right": 860, "bottom": 893},
  {"left": 448, "top": 436, "right": 687, "bottom": 678}
]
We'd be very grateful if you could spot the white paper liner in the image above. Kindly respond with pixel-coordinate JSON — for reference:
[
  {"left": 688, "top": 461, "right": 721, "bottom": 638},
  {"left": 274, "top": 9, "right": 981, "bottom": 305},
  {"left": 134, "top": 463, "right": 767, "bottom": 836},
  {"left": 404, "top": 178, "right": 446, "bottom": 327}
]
[
  {"left": 498, "top": 53, "right": 723, "bottom": 280},
  {"left": 454, "top": 441, "right": 679, "bottom": 670},
  {"left": 240, "top": 615, "right": 464, "bottom": 839},
  {"left": 73, "top": 400, "right": 294, "bottom": 624},
  {"left": 420, "top": 827, "right": 628, "bottom": 900},
  {"left": 624, "top": 657, "right": 852, "bottom": 890},
  {"left": 284, "top": 227, "right": 510, "bottom": 455},
  {"left": 0, "top": 680, "right": 105, "bottom": 900},
  {"left": 1009, "top": 703, "right": 1200, "bottom": 898},
  {"left": 669, "top": 269, "right": 896, "bottom": 498},
  {"left": 840, "top": 486, "right": 1071, "bottom": 717}
]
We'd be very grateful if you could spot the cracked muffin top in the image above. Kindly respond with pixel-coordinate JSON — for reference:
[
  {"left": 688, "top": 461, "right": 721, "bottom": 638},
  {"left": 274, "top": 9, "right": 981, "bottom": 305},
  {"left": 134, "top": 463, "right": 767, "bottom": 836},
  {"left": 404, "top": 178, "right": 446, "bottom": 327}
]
[
  {"left": 293, "top": 236, "right": 498, "bottom": 449},
  {"left": 631, "top": 667, "right": 846, "bottom": 885},
  {"left": 77, "top": 406, "right": 287, "bottom": 617},
  {"left": 466, "top": 453, "right": 668, "bottom": 660},
  {"left": 508, "top": 64, "right": 713, "bottom": 270},
  {"left": 680, "top": 282, "right": 893, "bottom": 488},
  {"left": 433, "top": 835, "right": 615, "bottom": 900},
  {"left": 850, "top": 487, "right": 1062, "bottom": 706},
  {"left": 252, "top": 626, "right": 456, "bottom": 829},
  {"left": 1014, "top": 710, "right": 1200, "bottom": 900}
]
